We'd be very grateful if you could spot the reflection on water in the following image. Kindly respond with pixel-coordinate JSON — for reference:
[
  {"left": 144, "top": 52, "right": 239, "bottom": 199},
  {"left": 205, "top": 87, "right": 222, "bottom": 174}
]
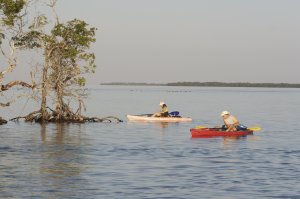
[
  {"left": 156, "top": 122, "right": 169, "bottom": 129},
  {"left": 222, "top": 135, "right": 247, "bottom": 144},
  {"left": 40, "top": 124, "right": 80, "bottom": 166},
  {"left": 0, "top": 123, "right": 96, "bottom": 198},
  {"left": 221, "top": 135, "right": 261, "bottom": 149},
  {"left": 128, "top": 121, "right": 175, "bottom": 129},
  {"left": 38, "top": 124, "right": 90, "bottom": 198}
]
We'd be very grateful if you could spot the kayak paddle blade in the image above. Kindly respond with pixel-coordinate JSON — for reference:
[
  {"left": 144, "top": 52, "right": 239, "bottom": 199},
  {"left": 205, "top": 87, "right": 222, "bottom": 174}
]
[
  {"left": 247, "top": 126, "right": 261, "bottom": 131},
  {"left": 195, "top": 126, "right": 206, "bottom": 129}
]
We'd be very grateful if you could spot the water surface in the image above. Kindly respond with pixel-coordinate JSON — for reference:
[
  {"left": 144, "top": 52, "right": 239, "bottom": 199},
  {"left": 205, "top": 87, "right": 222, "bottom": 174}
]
[{"left": 1, "top": 86, "right": 300, "bottom": 198}]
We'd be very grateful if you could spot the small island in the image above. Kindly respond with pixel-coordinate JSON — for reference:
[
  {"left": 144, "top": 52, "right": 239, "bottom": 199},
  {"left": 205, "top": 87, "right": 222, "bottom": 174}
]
[{"left": 101, "top": 82, "right": 300, "bottom": 88}]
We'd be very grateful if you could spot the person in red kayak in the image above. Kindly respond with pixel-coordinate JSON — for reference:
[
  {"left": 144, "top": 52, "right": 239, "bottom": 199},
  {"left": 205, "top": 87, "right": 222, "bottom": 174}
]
[
  {"left": 220, "top": 111, "right": 240, "bottom": 131},
  {"left": 152, "top": 101, "right": 169, "bottom": 117}
]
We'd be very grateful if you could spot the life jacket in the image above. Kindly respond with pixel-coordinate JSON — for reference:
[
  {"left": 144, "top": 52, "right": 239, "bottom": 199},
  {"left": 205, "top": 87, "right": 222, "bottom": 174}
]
[{"left": 224, "top": 115, "right": 236, "bottom": 125}]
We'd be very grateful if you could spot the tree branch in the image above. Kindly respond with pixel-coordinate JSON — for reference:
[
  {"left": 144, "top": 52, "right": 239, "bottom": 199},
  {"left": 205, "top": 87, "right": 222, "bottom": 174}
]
[
  {"left": 0, "top": 102, "right": 10, "bottom": 107},
  {"left": 0, "top": 80, "right": 35, "bottom": 92}
]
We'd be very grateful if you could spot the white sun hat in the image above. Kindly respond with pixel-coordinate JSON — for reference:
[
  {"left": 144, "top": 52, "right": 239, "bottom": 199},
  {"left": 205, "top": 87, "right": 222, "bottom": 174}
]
[
  {"left": 220, "top": 111, "right": 230, "bottom": 117},
  {"left": 159, "top": 101, "right": 165, "bottom": 106}
]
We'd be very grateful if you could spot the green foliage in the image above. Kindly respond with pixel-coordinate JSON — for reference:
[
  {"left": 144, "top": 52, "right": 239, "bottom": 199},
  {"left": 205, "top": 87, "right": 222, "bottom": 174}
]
[
  {"left": 51, "top": 19, "right": 96, "bottom": 59},
  {"left": 28, "top": 15, "right": 48, "bottom": 30},
  {"left": 14, "top": 17, "right": 97, "bottom": 89},
  {"left": 48, "top": 19, "right": 96, "bottom": 86},
  {"left": 0, "top": 0, "right": 26, "bottom": 26},
  {"left": 0, "top": 0, "right": 26, "bottom": 44},
  {"left": 12, "top": 14, "right": 50, "bottom": 48},
  {"left": 79, "top": 53, "right": 96, "bottom": 73},
  {"left": 12, "top": 30, "right": 43, "bottom": 48},
  {"left": 77, "top": 77, "right": 86, "bottom": 86}
]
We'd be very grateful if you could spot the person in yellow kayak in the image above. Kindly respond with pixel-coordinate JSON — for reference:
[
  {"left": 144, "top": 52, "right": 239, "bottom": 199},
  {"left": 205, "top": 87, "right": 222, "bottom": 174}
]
[
  {"left": 220, "top": 111, "right": 240, "bottom": 131},
  {"left": 152, "top": 101, "right": 169, "bottom": 117}
]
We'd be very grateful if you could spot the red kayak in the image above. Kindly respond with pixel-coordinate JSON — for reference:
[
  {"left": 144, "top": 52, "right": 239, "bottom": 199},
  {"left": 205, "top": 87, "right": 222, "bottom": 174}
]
[{"left": 190, "top": 128, "right": 253, "bottom": 138}]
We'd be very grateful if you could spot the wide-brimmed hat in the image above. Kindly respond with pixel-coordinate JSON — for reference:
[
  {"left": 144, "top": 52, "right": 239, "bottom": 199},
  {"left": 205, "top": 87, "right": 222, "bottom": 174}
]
[
  {"left": 159, "top": 101, "right": 165, "bottom": 106},
  {"left": 220, "top": 111, "right": 230, "bottom": 117}
]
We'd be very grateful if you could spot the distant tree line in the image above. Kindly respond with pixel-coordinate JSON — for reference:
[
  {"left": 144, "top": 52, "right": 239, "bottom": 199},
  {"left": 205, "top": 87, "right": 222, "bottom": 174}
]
[{"left": 166, "top": 82, "right": 300, "bottom": 88}]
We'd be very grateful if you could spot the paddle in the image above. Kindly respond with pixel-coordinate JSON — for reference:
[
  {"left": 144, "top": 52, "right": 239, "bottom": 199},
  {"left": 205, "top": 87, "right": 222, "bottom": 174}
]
[
  {"left": 194, "top": 125, "right": 207, "bottom": 129},
  {"left": 194, "top": 125, "right": 261, "bottom": 131},
  {"left": 247, "top": 126, "right": 261, "bottom": 131}
]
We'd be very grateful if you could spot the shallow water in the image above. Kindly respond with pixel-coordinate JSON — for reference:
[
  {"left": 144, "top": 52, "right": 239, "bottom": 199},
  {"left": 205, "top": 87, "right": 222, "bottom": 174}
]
[{"left": 1, "top": 86, "right": 300, "bottom": 199}]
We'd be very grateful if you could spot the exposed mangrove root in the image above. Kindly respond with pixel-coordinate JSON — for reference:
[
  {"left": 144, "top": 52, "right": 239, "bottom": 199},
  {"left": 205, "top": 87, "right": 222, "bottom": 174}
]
[
  {"left": 0, "top": 117, "right": 8, "bottom": 125},
  {"left": 10, "top": 107, "right": 123, "bottom": 123}
]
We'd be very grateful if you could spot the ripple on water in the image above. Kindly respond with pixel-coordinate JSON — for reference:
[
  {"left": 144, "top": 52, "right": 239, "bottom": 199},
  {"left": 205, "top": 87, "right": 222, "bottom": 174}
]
[{"left": 1, "top": 87, "right": 300, "bottom": 199}]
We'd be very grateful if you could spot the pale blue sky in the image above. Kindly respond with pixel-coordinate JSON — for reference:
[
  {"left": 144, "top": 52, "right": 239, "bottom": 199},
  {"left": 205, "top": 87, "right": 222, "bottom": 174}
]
[{"left": 10, "top": 0, "right": 300, "bottom": 84}]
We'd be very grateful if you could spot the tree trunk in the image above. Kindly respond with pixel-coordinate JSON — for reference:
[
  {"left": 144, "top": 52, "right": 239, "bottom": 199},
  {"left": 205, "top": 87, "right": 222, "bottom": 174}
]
[
  {"left": 40, "top": 60, "right": 49, "bottom": 122},
  {"left": 55, "top": 84, "right": 63, "bottom": 120},
  {"left": 55, "top": 65, "right": 64, "bottom": 121}
]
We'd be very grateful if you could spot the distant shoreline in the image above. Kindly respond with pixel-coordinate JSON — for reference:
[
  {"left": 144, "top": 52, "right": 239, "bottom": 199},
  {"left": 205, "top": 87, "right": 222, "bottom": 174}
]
[{"left": 100, "top": 82, "right": 300, "bottom": 88}]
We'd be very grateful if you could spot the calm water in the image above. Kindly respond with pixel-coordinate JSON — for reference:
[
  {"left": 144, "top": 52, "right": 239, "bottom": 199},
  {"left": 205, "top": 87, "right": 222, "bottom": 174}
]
[{"left": 1, "top": 86, "right": 300, "bottom": 199}]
